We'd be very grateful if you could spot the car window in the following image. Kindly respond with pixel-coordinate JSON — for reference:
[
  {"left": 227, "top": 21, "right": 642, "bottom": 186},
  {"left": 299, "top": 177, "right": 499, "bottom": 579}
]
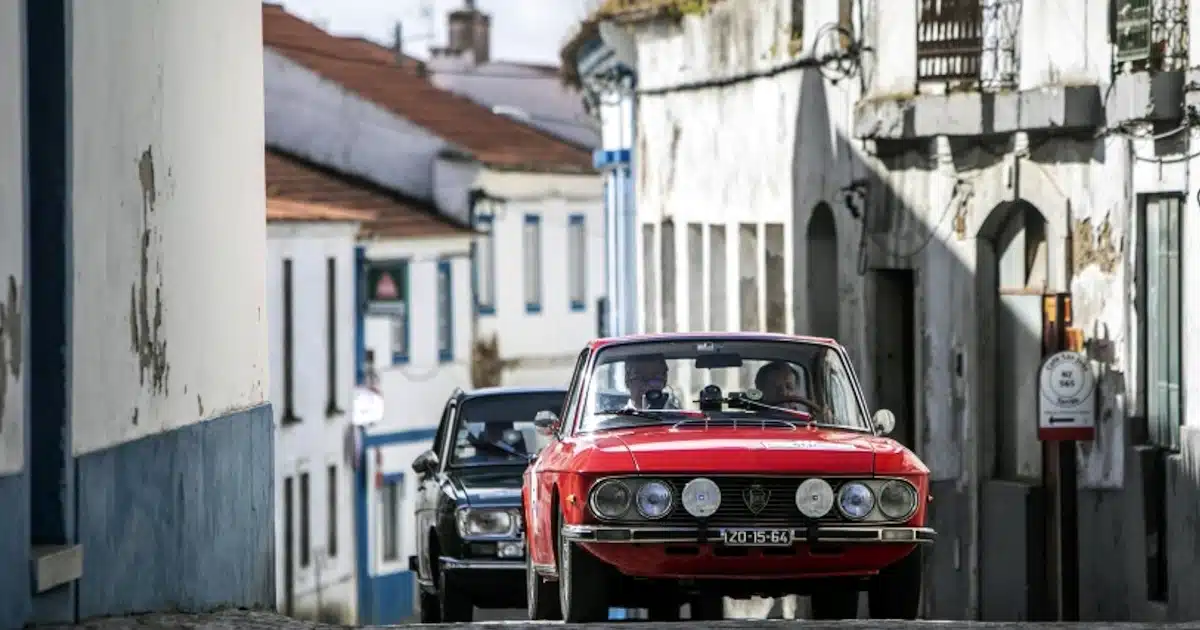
[
  {"left": 431, "top": 398, "right": 455, "bottom": 462},
  {"left": 824, "top": 351, "right": 868, "bottom": 429},
  {"left": 577, "top": 339, "right": 871, "bottom": 433},
  {"left": 558, "top": 349, "right": 591, "bottom": 435},
  {"left": 449, "top": 392, "right": 566, "bottom": 467}
]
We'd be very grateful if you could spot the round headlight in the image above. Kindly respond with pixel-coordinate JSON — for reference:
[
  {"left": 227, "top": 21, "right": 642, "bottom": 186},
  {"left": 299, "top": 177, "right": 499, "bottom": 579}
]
[
  {"left": 794, "top": 478, "right": 834, "bottom": 519},
  {"left": 635, "top": 481, "right": 674, "bottom": 519},
  {"left": 836, "top": 482, "right": 875, "bottom": 520},
  {"left": 878, "top": 480, "right": 918, "bottom": 520},
  {"left": 681, "top": 477, "right": 721, "bottom": 518},
  {"left": 589, "top": 479, "right": 632, "bottom": 519}
]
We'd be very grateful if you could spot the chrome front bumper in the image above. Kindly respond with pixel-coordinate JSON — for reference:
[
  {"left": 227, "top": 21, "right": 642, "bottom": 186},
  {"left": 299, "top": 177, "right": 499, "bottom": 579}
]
[
  {"left": 562, "top": 524, "right": 936, "bottom": 545},
  {"left": 439, "top": 557, "right": 526, "bottom": 570}
]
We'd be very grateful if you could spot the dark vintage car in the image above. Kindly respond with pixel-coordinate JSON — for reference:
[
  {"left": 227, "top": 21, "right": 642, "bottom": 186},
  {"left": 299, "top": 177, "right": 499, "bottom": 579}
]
[{"left": 408, "top": 386, "right": 567, "bottom": 623}]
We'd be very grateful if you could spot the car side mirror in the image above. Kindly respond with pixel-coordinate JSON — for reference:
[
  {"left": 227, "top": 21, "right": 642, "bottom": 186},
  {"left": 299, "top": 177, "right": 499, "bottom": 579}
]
[
  {"left": 533, "top": 410, "right": 559, "bottom": 434},
  {"left": 872, "top": 409, "right": 896, "bottom": 436},
  {"left": 411, "top": 449, "right": 438, "bottom": 475}
]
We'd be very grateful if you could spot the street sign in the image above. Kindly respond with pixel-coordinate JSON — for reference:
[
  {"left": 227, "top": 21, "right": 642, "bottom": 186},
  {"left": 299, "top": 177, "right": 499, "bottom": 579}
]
[{"left": 1038, "top": 350, "right": 1096, "bottom": 441}]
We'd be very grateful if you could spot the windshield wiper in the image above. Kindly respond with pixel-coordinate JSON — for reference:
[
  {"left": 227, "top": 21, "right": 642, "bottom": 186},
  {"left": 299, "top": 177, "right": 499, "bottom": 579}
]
[
  {"left": 467, "top": 435, "right": 532, "bottom": 460},
  {"left": 594, "top": 407, "right": 669, "bottom": 421}
]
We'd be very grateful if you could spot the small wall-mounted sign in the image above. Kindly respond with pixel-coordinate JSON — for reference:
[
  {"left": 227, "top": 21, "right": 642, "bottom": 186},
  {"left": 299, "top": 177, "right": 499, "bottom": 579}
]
[{"left": 1038, "top": 350, "right": 1097, "bottom": 441}]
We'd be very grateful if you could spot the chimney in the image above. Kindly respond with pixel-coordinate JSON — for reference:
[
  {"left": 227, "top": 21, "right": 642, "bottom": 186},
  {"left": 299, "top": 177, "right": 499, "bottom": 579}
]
[
  {"left": 446, "top": 1, "right": 490, "bottom": 64},
  {"left": 391, "top": 22, "right": 404, "bottom": 63}
]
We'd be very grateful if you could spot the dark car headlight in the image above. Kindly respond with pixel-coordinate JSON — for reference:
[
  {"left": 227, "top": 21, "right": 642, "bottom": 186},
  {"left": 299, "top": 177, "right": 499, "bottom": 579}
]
[{"left": 456, "top": 507, "right": 519, "bottom": 538}]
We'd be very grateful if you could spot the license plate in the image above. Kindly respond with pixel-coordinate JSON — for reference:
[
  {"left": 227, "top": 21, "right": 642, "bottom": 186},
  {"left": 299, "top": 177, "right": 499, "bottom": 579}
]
[{"left": 720, "top": 528, "right": 794, "bottom": 546}]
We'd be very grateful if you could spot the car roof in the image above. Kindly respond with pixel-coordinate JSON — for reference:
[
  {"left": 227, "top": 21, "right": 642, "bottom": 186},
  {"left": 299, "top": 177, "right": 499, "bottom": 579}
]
[
  {"left": 460, "top": 385, "right": 568, "bottom": 401},
  {"left": 586, "top": 331, "right": 840, "bottom": 351}
]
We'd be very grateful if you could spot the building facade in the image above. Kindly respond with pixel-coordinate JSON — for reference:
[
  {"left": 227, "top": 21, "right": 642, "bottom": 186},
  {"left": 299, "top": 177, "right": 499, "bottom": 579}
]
[
  {"left": 602, "top": 0, "right": 1200, "bottom": 622},
  {"left": 0, "top": 1, "right": 273, "bottom": 627},
  {"left": 264, "top": 149, "right": 382, "bottom": 624},
  {"left": 564, "top": 17, "right": 642, "bottom": 340}
]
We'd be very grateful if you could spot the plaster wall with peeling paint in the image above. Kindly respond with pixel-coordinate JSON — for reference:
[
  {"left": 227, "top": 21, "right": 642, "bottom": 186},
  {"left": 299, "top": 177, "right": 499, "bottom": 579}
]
[
  {"left": 620, "top": 0, "right": 1200, "bottom": 621},
  {"left": 69, "top": 1, "right": 269, "bottom": 454},
  {"left": 0, "top": 0, "right": 25, "bottom": 479},
  {"left": 267, "top": 222, "right": 360, "bottom": 623},
  {"left": 0, "top": 2, "right": 28, "bottom": 627}
]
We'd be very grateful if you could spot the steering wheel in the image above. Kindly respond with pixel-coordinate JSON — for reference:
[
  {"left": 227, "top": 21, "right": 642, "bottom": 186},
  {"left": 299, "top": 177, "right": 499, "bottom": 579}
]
[{"left": 768, "top": 395, "right": 829, "bottom": 418}]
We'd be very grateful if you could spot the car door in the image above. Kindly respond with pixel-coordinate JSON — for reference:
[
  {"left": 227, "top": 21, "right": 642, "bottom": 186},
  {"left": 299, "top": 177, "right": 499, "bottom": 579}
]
[
  {"left": 527, "top": 349, "right": 590, "bottom": 567},
  {"left": 416, "top": 397, "right": 455, "bottom": 582}
]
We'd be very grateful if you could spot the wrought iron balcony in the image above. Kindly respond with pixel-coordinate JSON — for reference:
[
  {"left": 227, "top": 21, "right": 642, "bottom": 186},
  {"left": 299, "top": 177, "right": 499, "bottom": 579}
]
[
  {"left": 917, "top": 0, "right": 1020, "bottom": 91},
  {"left": 1113, "top": 0, "right": 1189, "bottom": 73}
]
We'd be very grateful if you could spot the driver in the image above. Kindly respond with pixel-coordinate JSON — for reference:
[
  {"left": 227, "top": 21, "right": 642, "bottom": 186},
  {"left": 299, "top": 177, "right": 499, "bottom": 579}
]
[
  {"left": 624, "top": 354, "right": 680, "bottom": 410},
  {"left": 754, "top": 361, "right": 805, "bottom": 410}
]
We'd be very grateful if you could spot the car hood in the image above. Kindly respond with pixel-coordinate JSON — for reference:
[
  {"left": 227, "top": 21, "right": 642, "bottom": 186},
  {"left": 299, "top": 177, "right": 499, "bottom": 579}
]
[
  {"left": 585, "top": 426, "right": 881, "bottom": 475},
  {"left": 449, "top": 468, "right": 524, "bottom": 508}
]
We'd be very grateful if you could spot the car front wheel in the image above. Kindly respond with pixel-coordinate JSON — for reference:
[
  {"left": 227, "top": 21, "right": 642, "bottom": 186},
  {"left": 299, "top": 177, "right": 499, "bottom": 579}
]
[
  {"left": 418, "top": 588, "right": 440, "bottom": 623},
  {"left": 438, "top": 569, "right": 473, "bottom": 622},
  {"left": 868, "top": 547, "right": 923, "bottom": 619},
  {"left": 526, "top": 538, "right": 561, "bottom": 620},
  {"left": 557, "top": 511, "right": 609, "bottom": 622}
]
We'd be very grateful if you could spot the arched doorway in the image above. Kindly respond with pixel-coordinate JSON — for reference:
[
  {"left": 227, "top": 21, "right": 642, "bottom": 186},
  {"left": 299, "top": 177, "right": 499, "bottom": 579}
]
[
  {"left": 806, "top": 203, "right": 838, "bottom": 338},
  {"left": 986, "top": 201, "right": 1048, "bottom": 482}
]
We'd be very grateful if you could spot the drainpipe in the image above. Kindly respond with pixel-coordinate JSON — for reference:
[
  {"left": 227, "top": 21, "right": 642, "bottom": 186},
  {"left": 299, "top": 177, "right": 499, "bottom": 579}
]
[
  {"left": 467, "top": 187, "right": 485, "bottom": 367},
  {"left": 352, "top": 244, "right": 370, "bottom": 621},
  {"left": 619, "top": 73, "right": 638, "bottom": 335}
]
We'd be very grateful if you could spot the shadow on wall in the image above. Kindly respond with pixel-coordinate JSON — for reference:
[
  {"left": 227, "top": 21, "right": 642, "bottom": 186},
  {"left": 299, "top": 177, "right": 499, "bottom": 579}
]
[{"left": 789, "top": 64, "right": 1108, "bottom": 621}]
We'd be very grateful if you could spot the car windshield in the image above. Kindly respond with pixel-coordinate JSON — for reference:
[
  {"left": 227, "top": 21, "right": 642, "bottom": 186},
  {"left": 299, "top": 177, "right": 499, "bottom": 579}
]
[
  {"left": 577, "top": 339, "right": 871, "bottom": 433},
  {"left": 449, "top": 392, "right": 565, "bottom": 467}
]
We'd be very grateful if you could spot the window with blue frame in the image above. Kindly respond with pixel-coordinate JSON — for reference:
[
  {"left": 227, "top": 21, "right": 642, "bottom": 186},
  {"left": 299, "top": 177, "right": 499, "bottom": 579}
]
[
  {"left": 474, "top": 214, "right": 495, "bottom": 314},
  {"left": 437, "top": 259, "right": 454, "bottom": 362},
  {"left": 379, "top": 475, "right": 403, "bottom": 562},
  {"left": 366, "top": 260, "right": 410, "bottom": 364},
  {"left": 523, "top": 214, "right": 542, "bottom": 313},
  {"left": 567, "top": 214, "right": 586, "bottom": 311}
]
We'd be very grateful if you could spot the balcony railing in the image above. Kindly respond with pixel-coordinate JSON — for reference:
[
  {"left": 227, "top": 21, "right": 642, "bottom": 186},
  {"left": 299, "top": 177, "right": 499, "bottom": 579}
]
[
  {"left": 917, "top": 0, "right": 1020, "bottom": 91},
  {"left": 1114, "top": 0, "right": 1188, "bottom": 72}
]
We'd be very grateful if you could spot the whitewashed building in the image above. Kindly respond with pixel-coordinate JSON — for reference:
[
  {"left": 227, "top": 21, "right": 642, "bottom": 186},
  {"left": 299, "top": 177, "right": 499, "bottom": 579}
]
[
  {"left": 263, "top": 2, "right": 603, "bottom": 391},
  {"left": 264, "top": 148, "right": 381, "bottom": 623},
  {"left": 588, "top": 0, "right": 1200, "bottom": 622},
  {"left": 0, "top": 1, "right": 272, "bottom": 627}
]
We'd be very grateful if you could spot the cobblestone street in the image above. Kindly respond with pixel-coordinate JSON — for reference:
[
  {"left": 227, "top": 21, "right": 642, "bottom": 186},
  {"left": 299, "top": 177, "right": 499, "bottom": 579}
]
[{"left": 42, "top": 609, "right": 1200, "bottom": 630}]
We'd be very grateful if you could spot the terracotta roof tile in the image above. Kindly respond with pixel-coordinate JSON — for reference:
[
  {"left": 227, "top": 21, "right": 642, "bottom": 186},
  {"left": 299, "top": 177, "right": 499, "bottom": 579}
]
[
  {"left": 265, "top": 147, "right": 473, "bottom": 239},
  {"left": 262, "top": 3, "right": 593, "bottom": 174}
]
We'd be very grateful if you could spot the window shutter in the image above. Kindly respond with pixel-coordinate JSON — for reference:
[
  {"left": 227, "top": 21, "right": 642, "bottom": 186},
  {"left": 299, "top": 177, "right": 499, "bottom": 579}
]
[{"left": 1114, "top": 0, "right": 1152, "bottom": 64}]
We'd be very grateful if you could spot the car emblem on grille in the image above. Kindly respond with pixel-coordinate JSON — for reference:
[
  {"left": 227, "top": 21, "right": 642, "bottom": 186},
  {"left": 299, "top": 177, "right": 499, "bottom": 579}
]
[{"left": 742, "top": 484, "right": 770, "bottom": 514}]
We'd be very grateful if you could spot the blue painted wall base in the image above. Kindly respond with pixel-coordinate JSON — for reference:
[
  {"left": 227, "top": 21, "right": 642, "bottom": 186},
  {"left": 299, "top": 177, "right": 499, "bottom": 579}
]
[
  {"left": 0, "top": 468, "right": 31, "bottom": 630},
  {"left": 75, "top": 404, "right": 275, "bottom": 618}
]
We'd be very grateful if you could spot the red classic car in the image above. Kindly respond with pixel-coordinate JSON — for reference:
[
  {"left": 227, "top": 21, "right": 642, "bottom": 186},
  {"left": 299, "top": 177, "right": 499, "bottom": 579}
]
[{"left": 521, "top": 332, "right": 934, "bottom": 622}]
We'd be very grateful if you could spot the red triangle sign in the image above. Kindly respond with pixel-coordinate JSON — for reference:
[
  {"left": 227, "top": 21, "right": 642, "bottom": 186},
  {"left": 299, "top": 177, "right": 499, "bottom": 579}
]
[{"left": 375, "top": 272, "right": 398, "bottom": 300}]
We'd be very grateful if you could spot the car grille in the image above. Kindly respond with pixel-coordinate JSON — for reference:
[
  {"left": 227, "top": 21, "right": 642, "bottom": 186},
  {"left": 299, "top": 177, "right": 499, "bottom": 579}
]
[{"left": 652, "top": 475, "right": 852, "bottom": 527}]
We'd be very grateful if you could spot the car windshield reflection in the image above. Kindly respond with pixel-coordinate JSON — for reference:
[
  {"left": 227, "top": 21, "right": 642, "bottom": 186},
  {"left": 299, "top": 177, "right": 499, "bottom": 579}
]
[
  {"left": 580, "top": 339, "right": 872, "bottom": 433},
  {"left": 450, "top": 392, "right": 565, "bottom": 467}
]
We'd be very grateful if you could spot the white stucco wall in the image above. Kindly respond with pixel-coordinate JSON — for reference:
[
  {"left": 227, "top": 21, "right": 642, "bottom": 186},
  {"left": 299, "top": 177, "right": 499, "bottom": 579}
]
[
  {"left": 623, "top": 0, "right": 1163, "bottom": 619},
  {"left": 0, "top": 0, "right": 25, "bottom": 476},
  {"left": 267, "top": 222, "right": 359, "bottom": 620},
  {"left": 472, "top": 168, "right": 606, "bottom": 386},
  {"left": 363, "top": 234, "right": 474, "bottom": 433},
  {"left": 69, "top": 0, "right": 268, "bottom": 455},
  {"left": 264, "top": 49, "right": 448, "bottom": 201},
  {"left": 429, "top": 57, "right": 600, "bottom": 149}
]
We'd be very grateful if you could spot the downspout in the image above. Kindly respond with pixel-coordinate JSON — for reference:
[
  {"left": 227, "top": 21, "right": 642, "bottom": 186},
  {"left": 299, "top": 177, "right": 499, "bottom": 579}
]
[
  {"left": 467, "top": 187, "right": 485, "bottom": 382},
  {"left": 621, "top": 72, "right": 639, "bottom": 335},
  {"left": 352, "top": 244, "right": 370, "bottom": 622}
]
